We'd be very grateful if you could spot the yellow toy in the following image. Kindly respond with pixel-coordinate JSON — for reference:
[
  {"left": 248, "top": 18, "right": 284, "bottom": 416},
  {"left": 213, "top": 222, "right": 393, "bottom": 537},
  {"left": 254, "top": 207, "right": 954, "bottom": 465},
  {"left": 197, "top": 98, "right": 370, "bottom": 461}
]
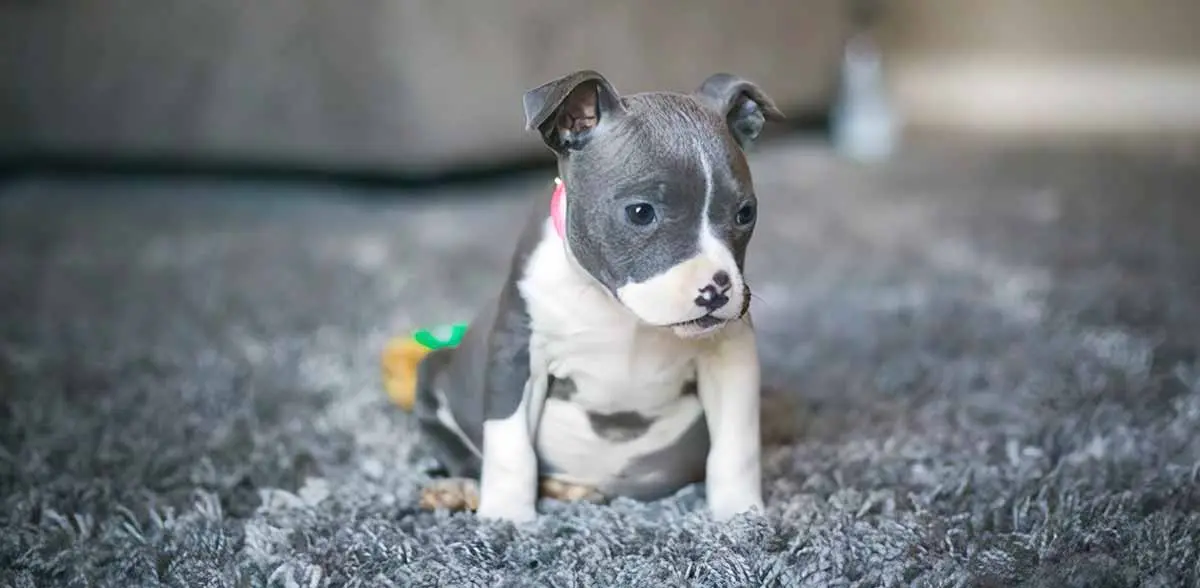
[{"left": 381, "top": 322, "right": 469, "bottom": 411}]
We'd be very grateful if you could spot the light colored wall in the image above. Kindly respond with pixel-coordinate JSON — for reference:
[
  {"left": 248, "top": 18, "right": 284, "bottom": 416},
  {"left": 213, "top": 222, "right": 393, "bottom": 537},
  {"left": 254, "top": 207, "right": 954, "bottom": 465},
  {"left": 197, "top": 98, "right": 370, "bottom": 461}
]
[{"left": 878, "top": 0, "right": 1200, "bottom": 134}]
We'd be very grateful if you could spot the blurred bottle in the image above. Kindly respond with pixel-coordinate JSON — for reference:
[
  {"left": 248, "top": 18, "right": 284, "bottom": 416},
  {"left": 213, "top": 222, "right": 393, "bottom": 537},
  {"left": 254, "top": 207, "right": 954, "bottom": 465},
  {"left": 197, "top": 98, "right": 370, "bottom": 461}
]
[{"left": 832, "top": 4, "right": 899, "bottom": 163}]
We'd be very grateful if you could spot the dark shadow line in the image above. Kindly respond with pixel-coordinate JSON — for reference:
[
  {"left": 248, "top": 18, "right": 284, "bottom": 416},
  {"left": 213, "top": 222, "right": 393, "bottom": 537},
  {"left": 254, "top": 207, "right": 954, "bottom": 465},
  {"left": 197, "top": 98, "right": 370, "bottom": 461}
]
[{"left": 0, "top": 112, "right": 829, "bottom": 195}]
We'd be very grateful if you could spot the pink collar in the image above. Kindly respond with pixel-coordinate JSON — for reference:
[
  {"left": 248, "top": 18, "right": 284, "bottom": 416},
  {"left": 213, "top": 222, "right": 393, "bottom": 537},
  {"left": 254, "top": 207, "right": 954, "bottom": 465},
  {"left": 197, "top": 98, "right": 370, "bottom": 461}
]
[{"left": 550, "top": 177, "right": 566, "bottom": 239}]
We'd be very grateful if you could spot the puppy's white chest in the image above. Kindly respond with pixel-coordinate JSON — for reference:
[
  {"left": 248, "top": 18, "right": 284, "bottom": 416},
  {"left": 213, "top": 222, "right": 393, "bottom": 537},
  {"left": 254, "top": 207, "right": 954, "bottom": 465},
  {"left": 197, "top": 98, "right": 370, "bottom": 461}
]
[
  {"left": 517, "top": 222, "right": 710, "bottom": 498},
  {"left": 541, "top": 321, "right": 698, "bottom": 409},
  {"left": 532, "top": 323, "right": 707, "bottom": 498}
]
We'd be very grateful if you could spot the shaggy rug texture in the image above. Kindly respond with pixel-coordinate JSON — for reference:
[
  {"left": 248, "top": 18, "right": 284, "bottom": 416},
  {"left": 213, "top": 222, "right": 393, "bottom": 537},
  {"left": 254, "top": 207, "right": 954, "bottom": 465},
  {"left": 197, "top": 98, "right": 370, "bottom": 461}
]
[{"left": 2, "top": 140, "right": 1199, "bottom": 587}]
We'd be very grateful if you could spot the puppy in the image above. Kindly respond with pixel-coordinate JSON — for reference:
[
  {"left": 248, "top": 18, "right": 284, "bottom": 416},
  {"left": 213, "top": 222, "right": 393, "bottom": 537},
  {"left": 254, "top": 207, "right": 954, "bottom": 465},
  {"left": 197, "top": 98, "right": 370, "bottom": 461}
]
[{"left": 413, "top": 70, "right": 783, "bottom": 523}]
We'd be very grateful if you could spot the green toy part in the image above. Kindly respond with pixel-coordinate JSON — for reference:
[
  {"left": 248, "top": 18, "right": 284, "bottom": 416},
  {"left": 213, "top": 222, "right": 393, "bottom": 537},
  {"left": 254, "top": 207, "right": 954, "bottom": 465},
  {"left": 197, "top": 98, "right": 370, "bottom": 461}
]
[{"left": 411, "top": 322, "right": 469, "bottom": 350}]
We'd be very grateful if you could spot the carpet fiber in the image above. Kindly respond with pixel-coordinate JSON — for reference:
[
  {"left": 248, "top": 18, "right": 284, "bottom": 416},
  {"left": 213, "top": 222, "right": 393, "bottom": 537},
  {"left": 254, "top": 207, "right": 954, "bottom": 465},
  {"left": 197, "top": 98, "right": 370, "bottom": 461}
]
[{"left": 2, "top": 139, "right": 1199, "bottom": 587}]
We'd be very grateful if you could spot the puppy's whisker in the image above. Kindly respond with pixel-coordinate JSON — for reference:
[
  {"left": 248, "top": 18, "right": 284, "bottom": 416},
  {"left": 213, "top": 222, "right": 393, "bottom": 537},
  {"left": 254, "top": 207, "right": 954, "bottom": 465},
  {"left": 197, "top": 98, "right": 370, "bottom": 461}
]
[{"left": 743, "top": 279, "right": 769, "bottom": 306}]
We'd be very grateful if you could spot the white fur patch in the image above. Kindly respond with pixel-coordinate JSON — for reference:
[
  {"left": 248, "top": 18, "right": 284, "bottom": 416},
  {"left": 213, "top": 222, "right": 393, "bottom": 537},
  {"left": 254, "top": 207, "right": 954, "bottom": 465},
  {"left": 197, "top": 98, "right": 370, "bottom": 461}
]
[{"left": 615, "top": 254, "right": 741, "bottom": 328}]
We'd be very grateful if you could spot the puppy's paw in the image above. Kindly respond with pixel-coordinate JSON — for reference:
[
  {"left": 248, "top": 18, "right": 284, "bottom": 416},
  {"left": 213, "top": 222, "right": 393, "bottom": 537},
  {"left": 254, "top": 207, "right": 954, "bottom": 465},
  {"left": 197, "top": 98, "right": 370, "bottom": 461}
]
[
  {"left": 709, "top": 496, "right": 765, "bottom": 522},
  {"left": 476, "top": 500, "right": 538, "bottom": 524},
  {"left": 539, "top": 478, "right": 608, "bottom": 504},
  {"left": 419, "top": 478, "right": 480, "bottom": 512}
]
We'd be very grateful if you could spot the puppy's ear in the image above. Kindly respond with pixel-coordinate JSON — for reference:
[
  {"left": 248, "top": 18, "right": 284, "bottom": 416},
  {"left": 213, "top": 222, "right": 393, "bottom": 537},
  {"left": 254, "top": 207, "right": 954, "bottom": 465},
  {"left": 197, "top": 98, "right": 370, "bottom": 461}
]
[
  {"left": 523, "top": 70, "right": 625, "bottom": 153},
  {"left": 694, "top": 73, "right": 785, "bottom": 149}
]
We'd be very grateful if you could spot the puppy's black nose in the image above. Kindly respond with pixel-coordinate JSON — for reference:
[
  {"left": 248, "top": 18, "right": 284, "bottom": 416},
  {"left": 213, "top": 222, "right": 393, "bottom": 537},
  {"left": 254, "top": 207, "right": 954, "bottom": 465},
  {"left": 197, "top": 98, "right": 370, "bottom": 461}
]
[
  {"left": 694, "top": 284, "right": 729, "bottom": 311},
  {"left": 712, "top": 271, "right": 730, "bottom": 288}
]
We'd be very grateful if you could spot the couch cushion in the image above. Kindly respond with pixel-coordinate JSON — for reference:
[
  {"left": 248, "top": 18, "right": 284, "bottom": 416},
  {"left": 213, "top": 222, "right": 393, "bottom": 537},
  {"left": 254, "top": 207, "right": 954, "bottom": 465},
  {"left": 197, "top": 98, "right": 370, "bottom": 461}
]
[{"left": 0, "top": 0, "right": 850, "bottom": 175}]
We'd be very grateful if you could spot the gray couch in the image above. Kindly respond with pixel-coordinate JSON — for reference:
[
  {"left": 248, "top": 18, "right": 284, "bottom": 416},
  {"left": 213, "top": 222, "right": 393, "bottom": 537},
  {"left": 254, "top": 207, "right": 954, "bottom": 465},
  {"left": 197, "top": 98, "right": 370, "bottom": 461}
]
[{"left": 0, "top": 1, "right": 852, "bottom": 176}]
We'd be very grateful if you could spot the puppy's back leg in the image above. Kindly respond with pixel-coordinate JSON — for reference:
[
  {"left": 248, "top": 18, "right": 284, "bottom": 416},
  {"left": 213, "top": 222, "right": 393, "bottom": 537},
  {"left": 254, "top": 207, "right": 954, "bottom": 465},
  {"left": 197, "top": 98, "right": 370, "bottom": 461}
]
[
  {"left": 420, "top": 477, "right": 481, "bottom": 512},
  {"left": 539, "top": 477, "right": 608, "bottom": 505},
  {"left": 413, "top": 346, "right": 486, "bottom": 512}
]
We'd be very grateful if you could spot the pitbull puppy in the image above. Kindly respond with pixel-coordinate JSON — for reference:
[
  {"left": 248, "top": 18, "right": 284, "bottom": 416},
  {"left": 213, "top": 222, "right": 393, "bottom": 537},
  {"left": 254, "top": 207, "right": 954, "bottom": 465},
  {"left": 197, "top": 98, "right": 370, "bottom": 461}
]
[{"left": 413, "top": 69, "right": 783, "bottom": 523}]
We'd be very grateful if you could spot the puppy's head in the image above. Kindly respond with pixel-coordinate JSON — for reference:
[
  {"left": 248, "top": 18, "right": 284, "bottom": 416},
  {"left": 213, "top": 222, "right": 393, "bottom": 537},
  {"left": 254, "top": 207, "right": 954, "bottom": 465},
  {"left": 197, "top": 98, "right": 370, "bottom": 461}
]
[{"left": 523, "top": 70, "right": 783, "bottom": 338}]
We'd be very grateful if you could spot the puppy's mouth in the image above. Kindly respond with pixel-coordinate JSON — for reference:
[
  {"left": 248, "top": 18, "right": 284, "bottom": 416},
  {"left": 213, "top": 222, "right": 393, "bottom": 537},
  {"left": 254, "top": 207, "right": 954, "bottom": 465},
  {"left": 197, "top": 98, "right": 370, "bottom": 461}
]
[
  {"left": 669, "top": 315, "right": 727, "bottom": 330},
  {"left": 662, "top": 284, "right": 753, "bottom": 338},
  {"left": 665, "top": 314, "right": 732, "bottom": 339}
]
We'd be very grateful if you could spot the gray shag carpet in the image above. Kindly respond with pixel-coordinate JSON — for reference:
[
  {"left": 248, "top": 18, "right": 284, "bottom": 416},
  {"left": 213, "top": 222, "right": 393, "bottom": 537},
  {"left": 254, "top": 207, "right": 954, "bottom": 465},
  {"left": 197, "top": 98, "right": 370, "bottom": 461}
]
[{"left": 2, "top": 139, "right": 1200, "bottom": 587}]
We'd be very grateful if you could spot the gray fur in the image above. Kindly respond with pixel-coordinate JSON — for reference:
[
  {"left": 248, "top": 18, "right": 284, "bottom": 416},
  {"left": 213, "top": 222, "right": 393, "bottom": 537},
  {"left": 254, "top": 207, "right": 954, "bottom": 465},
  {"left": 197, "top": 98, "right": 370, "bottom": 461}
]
[
  {"left": 613, "top": 411, "right": 710, "bottom": 501},
  {"left": 547, "top": 375, "right": 577, "bottom": 400},
  {"left": 523, "top": 69, "right": 626, "bottom": 152},
  {"left": 412, "top": 347, "right": 480, "bottom": 477},
  {"left": 585, "top": 410, "right": 656, "bottom": 442},
  {"left": 681, "top": 379, "right": 698, "bottom": 397},
  {"left": 560, "top": 92, "right": 758, "bottom": 293},
  {"left": 693, "top": 72, "right": 785, "bottom": 148}
]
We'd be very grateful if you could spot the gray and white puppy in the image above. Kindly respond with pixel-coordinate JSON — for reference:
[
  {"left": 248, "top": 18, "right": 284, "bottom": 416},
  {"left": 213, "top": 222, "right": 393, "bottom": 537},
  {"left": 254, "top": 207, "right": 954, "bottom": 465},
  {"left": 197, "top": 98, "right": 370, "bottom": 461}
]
[{"left": 413, "top": 69, "right": 783, "bottom": 523}]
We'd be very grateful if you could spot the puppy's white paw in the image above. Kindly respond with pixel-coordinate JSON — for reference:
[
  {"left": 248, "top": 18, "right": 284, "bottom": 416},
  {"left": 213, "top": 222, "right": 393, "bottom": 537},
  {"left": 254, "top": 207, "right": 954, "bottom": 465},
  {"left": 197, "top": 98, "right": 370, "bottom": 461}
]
[
  {"left": 476, "top": 501, "right": 538, "bottom": 524},
  {"left": 709, "top": 496, "right": 765, "bottom": 522}
]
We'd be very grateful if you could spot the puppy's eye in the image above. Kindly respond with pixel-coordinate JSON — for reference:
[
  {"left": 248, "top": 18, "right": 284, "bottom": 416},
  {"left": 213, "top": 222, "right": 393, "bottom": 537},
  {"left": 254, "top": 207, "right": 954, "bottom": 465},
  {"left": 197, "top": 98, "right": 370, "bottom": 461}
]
[
  {"left": 735, "top": 202, "right": 757, "bottom": 226},
  {"left": 625, "top": 203, "right": 657, "bottom": 226}
]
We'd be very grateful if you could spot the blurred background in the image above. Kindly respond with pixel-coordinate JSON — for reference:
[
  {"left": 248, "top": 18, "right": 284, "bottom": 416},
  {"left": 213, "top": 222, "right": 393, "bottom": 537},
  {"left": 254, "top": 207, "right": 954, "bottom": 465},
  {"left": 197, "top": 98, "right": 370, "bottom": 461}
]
[{"left": 2, "top": 0, "right": 1198, "bottom": 177}]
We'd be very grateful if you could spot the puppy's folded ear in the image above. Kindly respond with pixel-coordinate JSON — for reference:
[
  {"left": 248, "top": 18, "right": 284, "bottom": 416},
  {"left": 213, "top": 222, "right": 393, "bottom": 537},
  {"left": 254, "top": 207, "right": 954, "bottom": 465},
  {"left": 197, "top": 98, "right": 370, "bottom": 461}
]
[
  {"left": 694, "top": 73, "right": 786, "bottom": 149},
  {"left": 523, "top": 70, "right": 625, "bottom": 153}
]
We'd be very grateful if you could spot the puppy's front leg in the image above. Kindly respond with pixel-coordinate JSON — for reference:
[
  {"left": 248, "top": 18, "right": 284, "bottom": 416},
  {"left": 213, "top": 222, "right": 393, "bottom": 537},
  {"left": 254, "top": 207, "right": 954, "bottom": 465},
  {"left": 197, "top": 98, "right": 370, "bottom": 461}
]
[
  {"left": 476, "top": 369, "right": 549, "bottom": 523},
  {"left": 696, "top": 320, "right": 764, "bottom": 521}
]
